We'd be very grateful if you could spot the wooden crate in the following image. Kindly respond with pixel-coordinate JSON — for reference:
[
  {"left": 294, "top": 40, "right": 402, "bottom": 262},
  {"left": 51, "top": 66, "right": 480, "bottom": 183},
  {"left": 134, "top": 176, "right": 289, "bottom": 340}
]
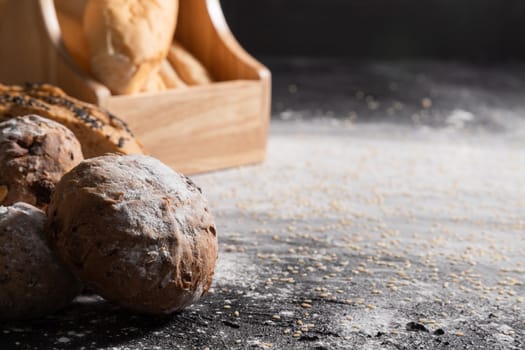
[{"left": 0, "top": 0, "right": 271, "bottom": 174}]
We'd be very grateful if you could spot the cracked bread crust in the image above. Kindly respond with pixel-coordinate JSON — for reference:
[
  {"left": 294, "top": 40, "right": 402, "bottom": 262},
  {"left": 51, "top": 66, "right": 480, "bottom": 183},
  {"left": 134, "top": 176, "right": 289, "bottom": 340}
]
[
  {"left": 46, "top": 155, "right": 218, "bottom": 314},
  {"left": 0, "top": 83, "right": 143, "bottom": 158},
  {"left": 0, "top": 115, "right": 84, "bottom": 209}
]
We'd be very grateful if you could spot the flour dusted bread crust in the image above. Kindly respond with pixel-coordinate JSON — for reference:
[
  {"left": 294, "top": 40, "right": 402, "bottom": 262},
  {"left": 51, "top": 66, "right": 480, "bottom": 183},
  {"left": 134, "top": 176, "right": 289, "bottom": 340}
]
[
  {"left": 83, "top": 0, "right": 178, "bottom": 94},
  {"left": 47, "top": 155, "right": 218, "bottom": 314},
  {"left": 0, "top": 83, "right": 143, "bottom": 158},
  {"left": 0, "top": 115, "right": 83, "bottom": 209},
  {"left": 0, "top": 203, "right": 81, "bottom": 320}
]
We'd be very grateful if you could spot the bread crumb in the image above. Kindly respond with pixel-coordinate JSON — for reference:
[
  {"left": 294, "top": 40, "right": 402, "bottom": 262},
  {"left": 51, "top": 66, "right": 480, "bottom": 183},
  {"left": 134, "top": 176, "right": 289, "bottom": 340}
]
[
  {"left": 57, "top": 337, "right": 70, "bottom": 343},
  {"left": 421, "top": 97, "right": 432, "bottom": 109}
]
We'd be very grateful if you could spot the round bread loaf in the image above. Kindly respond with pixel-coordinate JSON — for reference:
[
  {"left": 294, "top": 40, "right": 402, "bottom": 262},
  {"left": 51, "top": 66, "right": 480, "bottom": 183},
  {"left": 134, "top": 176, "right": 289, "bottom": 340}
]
[
  {"left": 83, "top": 0, "right": 178, "bottom": 94},
  {"left": 0, "top": 83, "right": 143, "bottom": 158},
  {"left": 0, "top": 115, "right": 84, "bottom": 209},
  {"left": 0, "top": 203, "right": 82, "bottom": 321},
  {"left": 47, "top": 155, "right": 218, "bottom": 314}
]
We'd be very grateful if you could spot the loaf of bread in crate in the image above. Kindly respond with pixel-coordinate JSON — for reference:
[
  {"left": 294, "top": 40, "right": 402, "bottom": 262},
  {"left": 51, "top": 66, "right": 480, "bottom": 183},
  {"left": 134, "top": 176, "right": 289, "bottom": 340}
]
[
  {"left": 159, "top": 59, "right": 188, "bottom": 89},
  {"left": 140, "top": 71, "right": 166, "bottom": 93},
  {"left": 168, "top": 42, "right": 213, "bottom": 85},
  {"left": 83, "top": 0, "right": 178, "bottom": 94},
  {"left": 0, "top": 115, "right": 84, "bottom": 209},
  {"left": 0, "top": 83, "right": 143, "bottom": 158}
]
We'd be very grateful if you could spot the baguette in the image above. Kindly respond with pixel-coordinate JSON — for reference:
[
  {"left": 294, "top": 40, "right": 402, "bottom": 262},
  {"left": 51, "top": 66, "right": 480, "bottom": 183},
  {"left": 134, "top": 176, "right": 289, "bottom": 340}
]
[
  {"left": 159, "top": 59, "right": 188, "bottom": 89},
  {"left": 167, "top": 42, "right": 212, "bottom": 86},
  {"left": 83, "top": 0, "right": 178, "bottom": 94}
]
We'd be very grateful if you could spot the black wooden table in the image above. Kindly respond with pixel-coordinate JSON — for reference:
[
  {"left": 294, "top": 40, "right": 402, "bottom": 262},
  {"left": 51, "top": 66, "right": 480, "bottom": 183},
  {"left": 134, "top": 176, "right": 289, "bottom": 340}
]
[{"left": 2, "top": 59, "right": 524, "bottom": 349}]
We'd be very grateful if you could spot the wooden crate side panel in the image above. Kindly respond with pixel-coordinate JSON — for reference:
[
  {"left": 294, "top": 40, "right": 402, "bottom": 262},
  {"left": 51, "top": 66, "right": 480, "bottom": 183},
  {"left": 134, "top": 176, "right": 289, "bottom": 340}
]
[
  {"left": 106, "top": 80, "right": 267, "bottom": 174},
  {"left": 176, "top": 0, "right": 269, "bottom": 82}
]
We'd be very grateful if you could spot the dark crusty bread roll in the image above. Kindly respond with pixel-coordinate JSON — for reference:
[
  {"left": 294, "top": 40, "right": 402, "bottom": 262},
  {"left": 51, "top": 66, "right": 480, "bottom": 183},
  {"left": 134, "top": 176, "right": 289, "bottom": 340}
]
[
  {"left": 47, "top": 154, "right": 218, "bottom": 314},
  {"left": 0, "top": 203, "right": 82, "bottom": 321},
  {"left": 0, "top": 83, "right": 143, "bottom": 158},
  {"left": 0, "top": 115, "right": 84, "bottom": 209}
]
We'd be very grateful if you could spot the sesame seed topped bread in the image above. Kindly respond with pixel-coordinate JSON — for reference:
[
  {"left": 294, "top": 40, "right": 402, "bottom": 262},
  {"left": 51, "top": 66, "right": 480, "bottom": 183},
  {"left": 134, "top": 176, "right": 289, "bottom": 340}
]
[{"left": 0, "top": 83, "right": 143, "bottom": 158}]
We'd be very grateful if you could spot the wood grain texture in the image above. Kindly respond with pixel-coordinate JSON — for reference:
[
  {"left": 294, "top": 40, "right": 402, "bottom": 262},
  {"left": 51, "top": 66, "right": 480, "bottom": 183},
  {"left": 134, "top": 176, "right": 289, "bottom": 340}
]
[
  {"left": 55, "top": 10, "right": 90, "bottom": 72},
  {"left": 176, "top": 0, "right": 270, "bottom": 81},
  {"left": 0, "top": 0, "right": 109, "bottom": 103},
  {"left": 0, "top": 0, "right": 270, "bottom": 174},
  {"left": 105, "top": 80, "right": 266, "bottom": 174}
]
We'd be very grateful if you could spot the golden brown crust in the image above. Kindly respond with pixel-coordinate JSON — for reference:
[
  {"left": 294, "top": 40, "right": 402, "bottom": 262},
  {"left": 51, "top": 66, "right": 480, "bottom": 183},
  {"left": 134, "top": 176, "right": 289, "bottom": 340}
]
[
  {"left": 168, "top": 42, "right": 213, "bottom": 86},
  {"left": 0, "top": 203, "right": 82, "bottom": 321},
  {"left": 141, "top": 69, "right": 167, "bottom": 93},
  {"left": 83, "top": 0, "right": 178, "bottom": 94},
  {"left": 0, "top": 115, "right": 84, "bottom": 209},
  {"left": 159, "top": 59, "right": 187, "bottom": 89},
  {"left": 0, "top": 83, "right": 143, "bottom": 158},
  {"left": 47, "top": 155, "right": 218, "bottom": 314}
]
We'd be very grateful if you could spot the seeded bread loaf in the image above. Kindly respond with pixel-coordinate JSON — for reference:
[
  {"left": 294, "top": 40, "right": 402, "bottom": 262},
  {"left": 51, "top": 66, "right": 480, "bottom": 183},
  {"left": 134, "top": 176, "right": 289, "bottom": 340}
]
[
  {"left": 0, "top": 115, "right": 84, "bottom": 209},
  {"left": 47, "top": 155, "right": 218, "bottom": 314},
  {"left": 0, "top": 83, "right": 143, "bottom": 158}
]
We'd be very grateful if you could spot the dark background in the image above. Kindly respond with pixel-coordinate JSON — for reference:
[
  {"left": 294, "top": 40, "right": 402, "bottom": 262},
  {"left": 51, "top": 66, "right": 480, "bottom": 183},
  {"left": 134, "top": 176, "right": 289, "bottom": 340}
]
[{"left": 220, "top": 0, "right": 525, "bottom": 61}]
